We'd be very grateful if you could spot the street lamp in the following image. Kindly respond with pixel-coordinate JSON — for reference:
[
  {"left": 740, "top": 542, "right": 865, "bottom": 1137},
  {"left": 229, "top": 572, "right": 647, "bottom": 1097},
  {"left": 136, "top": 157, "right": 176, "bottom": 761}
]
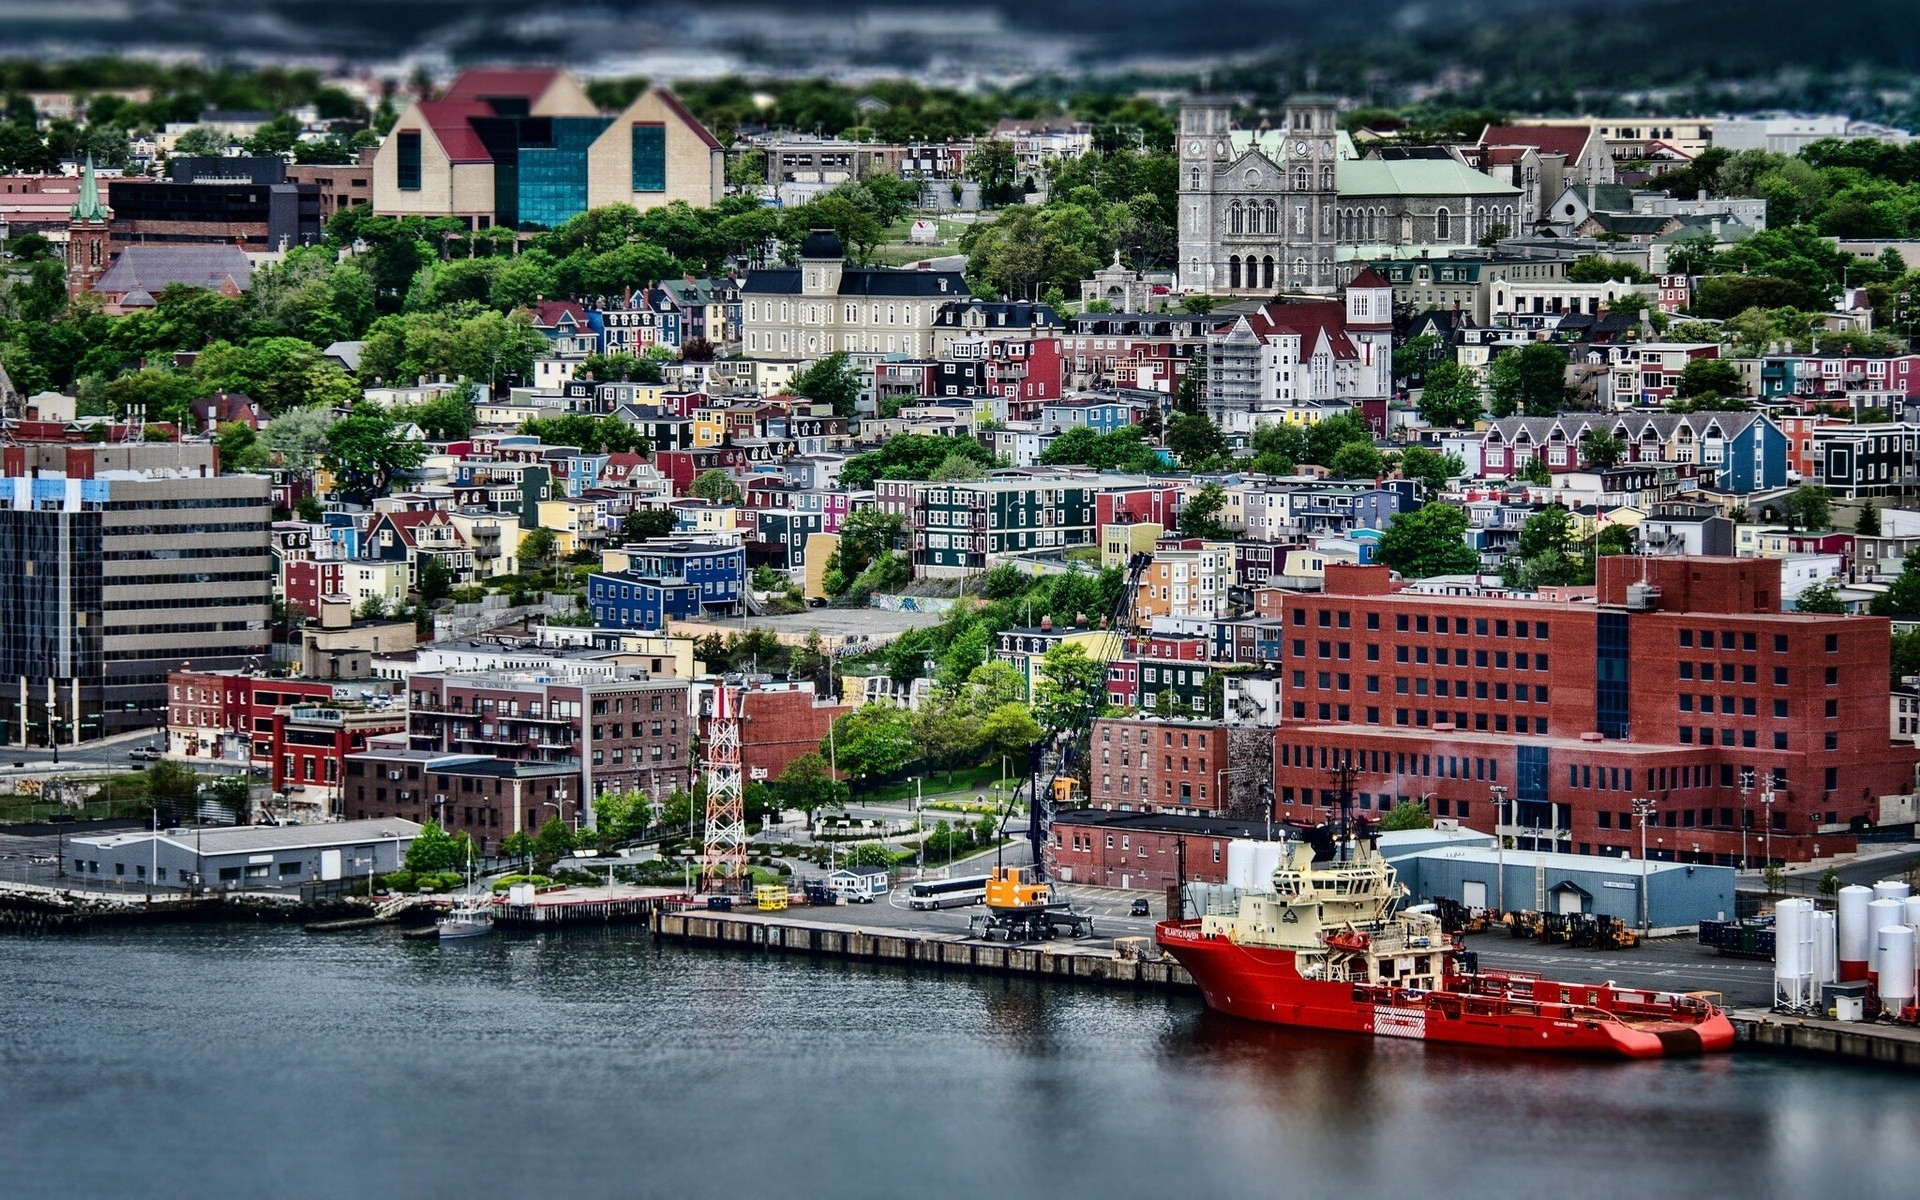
[
  {"left": 1631, "top": 796, "right": 1656, "bottom": 932},
  {"left": 1738, "top": 767, "right": 1753, "bottom": 871},
  {"left": 1489, "top": 785, "right": 1509, "bottom": 913}
]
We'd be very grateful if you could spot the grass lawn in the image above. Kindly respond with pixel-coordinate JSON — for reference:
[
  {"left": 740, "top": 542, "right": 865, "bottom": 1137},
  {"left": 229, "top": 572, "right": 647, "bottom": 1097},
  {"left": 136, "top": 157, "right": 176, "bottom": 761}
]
[{"left": 854, "top": 763, "right": 1012, "bottom": 807}]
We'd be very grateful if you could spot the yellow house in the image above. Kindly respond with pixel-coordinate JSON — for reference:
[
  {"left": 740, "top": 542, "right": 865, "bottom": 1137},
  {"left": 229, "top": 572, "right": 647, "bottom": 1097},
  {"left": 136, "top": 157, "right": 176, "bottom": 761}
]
[
  {"left": 803, "top": 532, "right": 840, "bottom": 599},
  {"left": 672, "top": 500, "right": 738, "bottom": 535},
  {"left": 691, "top": 409, "right": 729, "bottom": 449},
  {"left": 1101, "top": 521, "right": 1163, "bottom": 568},
  {"left": 993, "top": 622, "right": 1124, "bottom": 699},
  {"left": 447, "top": 509, "right": 519, "bottom": 579},
  {"left": 535, "top": 498, "right": 608, "bottom": 558}
]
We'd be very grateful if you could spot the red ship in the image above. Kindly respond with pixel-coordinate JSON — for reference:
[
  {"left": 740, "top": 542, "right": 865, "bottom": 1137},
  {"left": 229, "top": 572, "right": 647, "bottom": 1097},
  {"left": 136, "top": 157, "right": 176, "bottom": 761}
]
[{"left": 1155, "top": 834, "right": 1734, "bottom": 1059}]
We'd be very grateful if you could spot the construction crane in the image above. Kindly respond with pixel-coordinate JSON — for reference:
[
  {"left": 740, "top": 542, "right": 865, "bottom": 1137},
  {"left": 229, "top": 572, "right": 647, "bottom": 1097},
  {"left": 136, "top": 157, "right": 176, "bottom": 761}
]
[
  {"left": 699, "top": 681, "right": 746, "bottom": 892},
  {"left": 1024, "top": 551, "right": 1156, "bottom": 873}
]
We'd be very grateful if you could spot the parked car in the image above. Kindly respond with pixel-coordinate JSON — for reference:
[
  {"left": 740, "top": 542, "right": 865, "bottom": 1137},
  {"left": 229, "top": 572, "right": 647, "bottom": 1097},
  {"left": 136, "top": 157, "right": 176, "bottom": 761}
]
[
  {"left": 128, "top": 746, "right": 161, "bottom": 762},
  {"left": 1129, "top": 898, "right": 1152, "bottom": 917}
]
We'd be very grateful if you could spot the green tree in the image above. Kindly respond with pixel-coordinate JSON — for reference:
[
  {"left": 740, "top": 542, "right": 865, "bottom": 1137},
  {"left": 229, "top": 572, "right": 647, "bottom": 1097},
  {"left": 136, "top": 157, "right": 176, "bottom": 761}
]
[
  {"left": 400, "top": 391, "right": 476, "bottom": 440},
  {"left": 1396, "top": 445, "right": 1462, "bottom": 499},
  {"left": 1783, "top": 484, "right": 1832, "bottom": 532},
  {"left": 967, "top": 139, "right": 1021, "bottom": 206},
  {"left": 689, "top": 469, "right": 742, "bottom": 504},
  {"left": 1303, "top": 412, "right": 1375, "bottom": 467},
  {"left": 1328, "top": 440, "right": 1386, "bottom": 479},
  {"left": 1870, "top": 558, "right": 1920, "bottom": 619},
  {"left": 1415, "top": 360, "right": 1483, "bottom": 428},
  {"left": 1794, "top": 579, "right": 1848, "bottom": 614},
  {"left": 1517, "top": 455, "right": 1553, "bottom": 486},
  {"left": 1504, "top": 506, "right": 1595, "bottom": 589},
  {"left": 1565, "top": 255, "right": 1654, "bottom": 284},
  {"left": 830, "top": 704, "right": 918, "bottom": 786},
  {"left": 102, "top": 368, "right": 206, "bottom": 428},
  {"left": 937, "top": 622, "right": 991, "bottom": 689},
  {"left": 500, "top": 830, "right": 535, "bottom": 870},
  {"left": 928, "top": 451, "right": 984, "bottom": 481},
  {"left": 216, "top": 420, "right": 270, "bottom": 472},
  {"left": 356, "top": 595, "right": 388, "bottom": 619},
  {"left": 1030, "top": 642, "right": 1108, "bottom": 733},
  {"left": 846, "top": 842, "right": 892, "bottom": 869},
  {"left": 621, "top": 508, "right": 679, "bottom": 542},
  {"left": 978, "top": 702, "right": 1042, "bottom": 765},
  {"left": 1581, "top": 429, "right": 1627, "bottom": 469},
  {"left": 263, "top": 404, "right": 337, "bottom": 472},
  {"left": 323, "top": 405, "right": 426, "bottom": 502},
  {"left": 1596, "top": 523, "right": 1634, "bottom": 556},
  {"left": 171, "top": 125, "right": 230, "bottom": 156},
  {"left": 777, "top": 751, "right": 849, "bottom": 825},
  {"left": 914, "top": 704, "right": 983, "bottom": 781},
  {"left": 519, "top": 527, "right": 557, "bottom": 570},
  {"left": 417, "top": 555, "right": 454, "bottom": 604},
  {"left": 1378, "top": 504, "right": 1480, "bottom": 579},
  {"left": 1378, "top": 801, "right": 1433, "bottom": 831},
  {"left": 1674, "top": 356, "right": 1744, "bottom": 402},
  {"left": 404, "top": 820, "right": 461, "bottom": 873},
  {"left": 1166, "top": 411, "right": 1228, "bottom": 465},
  {"left": 1486, "top": 343, "right": 1570, "bottom": 418},
  {"left": 193, "top": 337, "right": 358, "bottom": 413},
  {"left": 1859, "top": 500, "right": 1882, "bottom": 536},
  {"left": 791, "top": 351, "right": 863, "bottom": 418},
  {"left": 1177, "top": 482, "right": 1232, "bottom": 539},
  {"left": 534, "top": 815, "right": 576, "bottom": 861}
]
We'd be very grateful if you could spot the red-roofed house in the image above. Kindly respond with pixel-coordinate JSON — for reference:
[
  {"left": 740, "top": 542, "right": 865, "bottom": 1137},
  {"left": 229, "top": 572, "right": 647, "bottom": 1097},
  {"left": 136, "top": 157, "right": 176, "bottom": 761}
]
[
  {"left": 1476, "top": 123, "right": 1614, "bottom": 226},
  {"left": 373, "top": 67, "right": 723, "bottom": 231},
  {"left": 1201, "top": 272, "right": 1394, "bottom": 433}
]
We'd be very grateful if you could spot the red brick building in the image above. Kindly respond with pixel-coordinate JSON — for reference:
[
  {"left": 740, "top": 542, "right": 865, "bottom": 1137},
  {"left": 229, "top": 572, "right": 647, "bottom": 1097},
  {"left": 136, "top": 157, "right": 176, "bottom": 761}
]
[
  {"left": 405, "top": 670, "right": 692, "bottom": 803},
  {"left": 271, "top": 704, "right": 408, "bottom": 797},
  {"left": 167, "top": 669, "right": 395, "bottom": 764},
  {"left": 722, "top": 681, "right": 849, "bottom": 785},
  {"left": 1264, "top": 557, "right": 1919, "bottom": 864},
  {"left": 1088, "top": 717, "right": 1233, "bottom": 815},
  {"left": 1047, "top": 810, "right": 1280, "bottom": 890},
  {"left": 342, "top": 748, "right": 579, "bottom": 854}
]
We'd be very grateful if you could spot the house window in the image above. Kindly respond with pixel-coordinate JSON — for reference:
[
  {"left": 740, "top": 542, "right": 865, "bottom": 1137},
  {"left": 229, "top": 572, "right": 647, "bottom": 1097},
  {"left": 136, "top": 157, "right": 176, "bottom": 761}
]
[
  {"left": 396, "top": 130, "right": 422, "bottom": 191},
  {"left": 631, "top": 123, "right": 667, "bottom": 192}
]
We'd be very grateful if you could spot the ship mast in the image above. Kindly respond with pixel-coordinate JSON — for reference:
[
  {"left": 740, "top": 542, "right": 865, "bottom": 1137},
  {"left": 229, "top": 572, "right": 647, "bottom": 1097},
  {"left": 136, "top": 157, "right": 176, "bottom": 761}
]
[{"left": 1327, "top": 749, "right": 1358, "bottom": 862}]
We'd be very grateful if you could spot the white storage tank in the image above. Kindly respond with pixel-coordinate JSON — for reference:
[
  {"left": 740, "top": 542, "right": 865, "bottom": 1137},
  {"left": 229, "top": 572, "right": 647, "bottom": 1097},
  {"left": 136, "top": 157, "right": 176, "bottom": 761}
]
[
  {"left": 1867, "top": 898, "right": 1905, "bottom": 976},
  {"left": 1872, "top": 879, "right": 1911, "bottom": 904},
  {"left": 1810, "top": 909, "right": 1838, "bottom": 984},
  {"left": 1837, "top": 885, "right": 1873, "bottom": 980},
  {"left": 1774, "top": 899, "right": 1814, "bottom": 1007},
  {"left": 1905, "top": 897, "right": 1920, "bottom": 930},
  {"left": 1876, "top": 926, "right": 1917, "bottom": 1014}
]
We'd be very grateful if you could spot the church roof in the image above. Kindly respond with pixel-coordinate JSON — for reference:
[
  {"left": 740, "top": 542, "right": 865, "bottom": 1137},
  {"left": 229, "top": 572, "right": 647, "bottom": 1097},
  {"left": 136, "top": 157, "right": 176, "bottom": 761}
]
[
  {"left": 93, "top": 245, "right": 253, "bottom": 297},
  {"left": 1345, "top": 266, "right": 1393, "bottom": 290},
  {"left": 1338, "top": 157, "right": 1520, "bottom": 198},
  {"left": 71, "top": 154, "right": 108, "bottom": 221}
]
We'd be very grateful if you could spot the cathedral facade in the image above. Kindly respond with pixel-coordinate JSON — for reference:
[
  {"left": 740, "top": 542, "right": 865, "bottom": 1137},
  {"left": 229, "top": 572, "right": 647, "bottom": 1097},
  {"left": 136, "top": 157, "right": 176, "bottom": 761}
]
[{"left": 1178, "top": 96, "right": 1523, "bottom": 297}]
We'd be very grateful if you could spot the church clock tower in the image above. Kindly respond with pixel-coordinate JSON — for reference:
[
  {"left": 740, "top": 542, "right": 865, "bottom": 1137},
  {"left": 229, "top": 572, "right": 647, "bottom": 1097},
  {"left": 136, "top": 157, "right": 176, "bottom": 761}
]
[
  {"left": 1280, "top": 97, "right": 1340, "bottom": 294},
  {"left": 1177, "top": 96, "right": 1232, "bottom": 295}
]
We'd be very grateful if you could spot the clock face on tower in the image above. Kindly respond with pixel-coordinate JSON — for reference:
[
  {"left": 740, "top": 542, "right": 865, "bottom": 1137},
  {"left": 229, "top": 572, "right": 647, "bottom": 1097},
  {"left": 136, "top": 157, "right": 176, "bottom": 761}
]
[
  {"left": 1321, "top": 139, "right": 1334, "bottom": 156},
  {"left": 1187, "top": 140, "right": 1202, "bottom": 156},
  {"left": 1293, "top": 140, "right": 1308, "bottom": 157}
]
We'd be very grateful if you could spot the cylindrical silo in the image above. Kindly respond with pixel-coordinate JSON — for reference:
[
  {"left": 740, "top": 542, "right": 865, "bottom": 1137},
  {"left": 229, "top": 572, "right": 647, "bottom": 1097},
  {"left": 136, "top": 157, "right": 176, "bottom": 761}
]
[
  {"left": 1873, "top": 879, "right": 1911, "bottom": 904},
  {"left": 1905, "top": 897, "right": 1920, "bottom": 930},
  {"left": 1810, "top": 909, "right": 1837, "bottom": 984},
  {"left": 1838, "top": 885, "right": 1874, "bottom": 980},
  {"left": 1877, "top": 926, "right": 1917, "bottom": 1015},
  {"left": 1774, "top": 899, "right": 1813, "bottom": 1007},
  {"left": 1867, "top": 898, "right": 1905, "bottom": 977}
]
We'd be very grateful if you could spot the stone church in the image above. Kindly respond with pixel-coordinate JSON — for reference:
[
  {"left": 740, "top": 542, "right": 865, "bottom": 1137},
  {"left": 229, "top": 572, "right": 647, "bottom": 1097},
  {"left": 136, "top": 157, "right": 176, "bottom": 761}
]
[{"left": 1178, "top": 96, "right": 1523, "bottom": 297}]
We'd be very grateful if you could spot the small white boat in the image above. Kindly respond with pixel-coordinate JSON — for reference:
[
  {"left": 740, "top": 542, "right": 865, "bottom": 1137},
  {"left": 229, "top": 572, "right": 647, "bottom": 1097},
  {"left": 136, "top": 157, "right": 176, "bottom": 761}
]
[{"left": 437, "top": 895, "right": 494, "bottom": 939}]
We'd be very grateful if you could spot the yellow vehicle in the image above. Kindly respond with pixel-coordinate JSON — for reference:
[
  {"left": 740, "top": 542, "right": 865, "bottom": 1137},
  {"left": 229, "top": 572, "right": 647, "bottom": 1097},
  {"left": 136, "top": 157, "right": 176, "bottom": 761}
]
[
  {"left": 983, "top": 865, "right": 1050, "bottom": 913},
  {"left": 755, "top": 884, "right": 788, "bottom": 911}
]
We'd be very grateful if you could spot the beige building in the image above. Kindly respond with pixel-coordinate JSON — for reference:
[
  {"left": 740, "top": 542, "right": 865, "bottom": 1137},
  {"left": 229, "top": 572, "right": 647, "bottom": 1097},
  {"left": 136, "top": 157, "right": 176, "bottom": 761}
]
[
  {"left": 740, "top": 230, "right": 966, "bottom": 360},
  {"left": 373, "top": 67, "right": 722, "bottom": 231}
]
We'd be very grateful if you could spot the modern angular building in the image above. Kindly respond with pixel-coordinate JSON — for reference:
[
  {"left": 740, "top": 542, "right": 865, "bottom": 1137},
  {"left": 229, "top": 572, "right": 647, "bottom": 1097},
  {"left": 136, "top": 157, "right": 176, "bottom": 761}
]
[
  {"left": 0, "top": 443, "right": 271, "bottom": 745},
  {"left": 372, "top": 68, "right": 723, "bottom": 231}
]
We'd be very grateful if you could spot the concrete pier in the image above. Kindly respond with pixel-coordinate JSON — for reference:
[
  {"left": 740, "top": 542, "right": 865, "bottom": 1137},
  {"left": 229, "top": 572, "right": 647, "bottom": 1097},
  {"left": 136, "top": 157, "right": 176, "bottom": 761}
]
[
  {"left": 651, "top": 908, "right": 1197, "bottom": 992},
  {"left": 495, "top": 885, "right": 686, "bottom": 928},
  {"left": 1730, "top": 1008, "right": 1920, "bottom": 1068}
]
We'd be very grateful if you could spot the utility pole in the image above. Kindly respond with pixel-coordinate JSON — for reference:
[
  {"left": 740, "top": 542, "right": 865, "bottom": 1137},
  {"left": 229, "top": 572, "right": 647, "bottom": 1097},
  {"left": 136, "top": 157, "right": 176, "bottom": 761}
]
[
  {"left": 1738, "top": 767, "right": 1753, "bottom": 871},
  {"left": 1632, "top": 796, "right": 1656, "bottom": 932},
  {"left": 1761, "top": 783, "right": 1776, "bottom": 870},
  {"left": 1490, "top": 785, "right": 1508, "bottom": 914}
]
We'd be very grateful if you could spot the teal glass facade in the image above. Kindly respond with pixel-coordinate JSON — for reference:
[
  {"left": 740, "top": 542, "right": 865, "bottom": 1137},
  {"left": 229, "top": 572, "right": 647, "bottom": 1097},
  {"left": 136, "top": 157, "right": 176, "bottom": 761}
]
[
  {"left": 631, "top": 123, "right": 665, "bottom": 192},
  {"left": 516, "top": 116, "right": 612, "bottom": 230}
]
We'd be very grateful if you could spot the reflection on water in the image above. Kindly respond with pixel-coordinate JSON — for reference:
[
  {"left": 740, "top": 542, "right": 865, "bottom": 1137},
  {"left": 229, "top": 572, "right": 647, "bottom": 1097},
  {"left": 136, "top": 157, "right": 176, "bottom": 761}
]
[{"left": 2, "top": 925, "right": 1917, "bottom": 1200}]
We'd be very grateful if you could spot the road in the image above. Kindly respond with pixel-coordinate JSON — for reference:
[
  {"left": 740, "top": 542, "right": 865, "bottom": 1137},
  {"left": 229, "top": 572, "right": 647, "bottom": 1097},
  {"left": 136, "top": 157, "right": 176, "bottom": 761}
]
[{"left": 0, "top": 726, "right": 254, "bottom": 783}]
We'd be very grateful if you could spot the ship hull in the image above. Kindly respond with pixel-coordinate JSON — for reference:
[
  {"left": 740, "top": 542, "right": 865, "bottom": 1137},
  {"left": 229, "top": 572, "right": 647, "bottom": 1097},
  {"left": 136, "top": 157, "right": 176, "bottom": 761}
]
[{"left": 1158, "top": 922, "right": 1733, "bottom": 1060}]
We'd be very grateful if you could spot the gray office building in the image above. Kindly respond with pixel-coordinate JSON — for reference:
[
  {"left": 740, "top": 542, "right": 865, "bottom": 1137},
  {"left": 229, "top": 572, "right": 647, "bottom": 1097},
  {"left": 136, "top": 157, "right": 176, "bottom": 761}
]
[
  {"left": 0, "top": 442, "right": 271, "bottom": 743},
  {"left": 66, "top": 818, "right": 421, "bottom": 890}
]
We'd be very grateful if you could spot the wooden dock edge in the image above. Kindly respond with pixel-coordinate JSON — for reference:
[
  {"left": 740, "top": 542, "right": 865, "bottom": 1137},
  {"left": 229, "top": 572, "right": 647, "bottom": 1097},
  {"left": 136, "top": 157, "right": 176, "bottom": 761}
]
[{"left": 651, "top": 910, "right": 1198, "bottom": 993}]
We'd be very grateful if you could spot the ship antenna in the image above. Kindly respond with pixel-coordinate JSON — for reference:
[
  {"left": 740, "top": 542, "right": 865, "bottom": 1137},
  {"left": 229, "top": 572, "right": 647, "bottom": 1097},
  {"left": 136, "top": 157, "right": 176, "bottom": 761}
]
[{"left": 1328, "top": 750, "right": 1358, "bottom": 862}]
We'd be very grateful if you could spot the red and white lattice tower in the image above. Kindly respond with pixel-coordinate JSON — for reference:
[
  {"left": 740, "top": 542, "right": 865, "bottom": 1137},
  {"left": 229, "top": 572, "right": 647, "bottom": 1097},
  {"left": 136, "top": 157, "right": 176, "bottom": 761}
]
[{"left": 700, "top": 682, "right": 746, "bottom": 892}]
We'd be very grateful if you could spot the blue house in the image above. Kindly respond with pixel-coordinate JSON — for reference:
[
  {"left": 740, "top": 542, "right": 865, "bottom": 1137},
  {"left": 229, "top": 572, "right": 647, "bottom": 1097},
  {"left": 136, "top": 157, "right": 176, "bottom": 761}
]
[
  {"left": 587, "top": 573, "right": 703, "bottom": 629},
  {"left": 607, "top": 538, "right": 745, "bottom": 615}
]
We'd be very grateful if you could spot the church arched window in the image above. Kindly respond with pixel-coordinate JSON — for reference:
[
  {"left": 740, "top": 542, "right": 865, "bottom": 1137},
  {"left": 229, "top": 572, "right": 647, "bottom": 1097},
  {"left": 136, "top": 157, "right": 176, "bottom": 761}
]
[
  {"left": 1229, "top": 202, "right": 1243, "bottom": 234},
  {"left": 1228, "top": 256, "right": 1241, "bottom": 289},
  {"left": 1264, "top": 200, "right": 1278, "bottom": 233},
  {"left": 1262, "top": 256, "right": 1275, "bottom": 289},
  {"left": 1435, "top": 207, "right": 1451, "bottom": 241},
  {"left": 1320, "top": 165, "right": 1334, "bottom": 191},
  {"left": 1293, "top": 166, "right": 1309, "bottom": 192}
]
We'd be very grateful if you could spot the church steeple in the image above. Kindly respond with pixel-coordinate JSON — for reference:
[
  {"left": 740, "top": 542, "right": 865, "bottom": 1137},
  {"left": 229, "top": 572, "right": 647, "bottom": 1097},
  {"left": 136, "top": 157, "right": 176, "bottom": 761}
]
[
  {"left": 66, "top": 153, "right": 114, "bottom": 304},
  {"left": 71, "top": 154, "right": 109, "bottom": 222}
]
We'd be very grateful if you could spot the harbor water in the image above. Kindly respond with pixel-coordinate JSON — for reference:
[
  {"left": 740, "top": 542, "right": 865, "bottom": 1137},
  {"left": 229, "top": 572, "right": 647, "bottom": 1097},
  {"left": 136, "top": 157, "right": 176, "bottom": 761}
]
[{"left": 3, "top": 924, "right": 1919, "bottom": 1199}]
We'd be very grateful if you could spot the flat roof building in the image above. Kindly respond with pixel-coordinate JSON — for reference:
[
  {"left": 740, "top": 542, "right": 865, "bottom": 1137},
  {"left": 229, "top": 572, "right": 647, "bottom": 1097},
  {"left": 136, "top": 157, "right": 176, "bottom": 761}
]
[{"left": 67, "top": 817, "right": 420, "bottom": 891}]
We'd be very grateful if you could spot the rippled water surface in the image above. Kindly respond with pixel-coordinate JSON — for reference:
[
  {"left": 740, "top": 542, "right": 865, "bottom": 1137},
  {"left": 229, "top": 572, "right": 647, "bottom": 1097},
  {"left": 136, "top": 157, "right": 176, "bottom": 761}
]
[{"left": 3, "top": 925, "right": 1918, "bottom": 1199}]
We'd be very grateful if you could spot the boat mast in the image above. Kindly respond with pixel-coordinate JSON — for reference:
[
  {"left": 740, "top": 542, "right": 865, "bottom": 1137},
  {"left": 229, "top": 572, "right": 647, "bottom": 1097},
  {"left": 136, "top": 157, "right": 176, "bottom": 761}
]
[{"left": 1327, "top": 750, "right": 1358, "bottom": 863}]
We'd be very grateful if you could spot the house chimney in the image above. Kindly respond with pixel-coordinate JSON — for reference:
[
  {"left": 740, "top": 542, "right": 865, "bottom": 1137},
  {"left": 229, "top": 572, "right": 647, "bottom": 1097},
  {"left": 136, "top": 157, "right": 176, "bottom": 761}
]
[
  {"left": 1697, "top": 188, "right": 1707, "bottom": 203},
  {"left": 1711, "top": 217, "right": 1722, "bottom": 240}
]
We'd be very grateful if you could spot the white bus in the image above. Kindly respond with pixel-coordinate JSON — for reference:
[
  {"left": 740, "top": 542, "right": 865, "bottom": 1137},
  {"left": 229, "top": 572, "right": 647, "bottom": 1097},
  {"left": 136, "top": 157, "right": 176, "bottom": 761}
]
[{"left": 907, "top": 875, "right": 989, "bottom": 910}]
